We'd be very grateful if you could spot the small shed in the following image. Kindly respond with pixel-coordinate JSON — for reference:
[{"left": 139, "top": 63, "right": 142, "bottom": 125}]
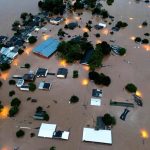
[
  {"left": 36, "top": 68, "right": 48, "bottom": 77},
  {"left": 57, "top": 68, "right": 68, "bottom": 78}
]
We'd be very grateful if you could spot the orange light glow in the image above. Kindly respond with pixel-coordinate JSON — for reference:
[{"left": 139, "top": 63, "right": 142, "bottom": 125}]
[
  {"left": 82, "top": 27, "right": 89, "bottom": 32},
  {"left": 129, "top": 17, "right": 134, "bottom": 20},
  {"left": 140, "top": 129, "right": 149, "bottom": 139},
  {"left": 12, "top": 58, "right": 19, "bottom": 66},
  {"left": 138, "top": 25, "right": 142, "bottom": 29},
  {"left": 130, "top": 36, "right": 135, "bottom": 41},
  {"left": 1, "top": 146, "right": 11, "bottom": 150},
  {"left": 0, "top": 72, "right": 9, "bottom": 80},
  {"left": 42, "top": 34, "right": 50, "bottom": 41},
  {"left": 25, "top": 47, "right": 32, "bottom": 55},
  {"left": 142, "top": 45, "right": 150, "bottom": 51},
  {"left": 136, "top": 91, "right": 142, "bottom": 97},
  {"left": 96, "top": 39, "right": 102, "bottom": 44},
  {"left": 74, "top": 16, "right": 80, "bottom": 21},
  {"left": 83, "top": 66, "right": 90, "bottom": 71},
  {"left": 0, "top": 106, "right": 10, "bottom": 119},
  {"left": 101, "top": 28, "right": 109, "bottom": 35},
  {"left": 59, "top": 59, "right": 67, "bottom": 67},
  {"left": 65, "top": 18, "right": 70, "bottom": 25},
  {"left": 82, "top": 79, "right": 89, "bottom": 86}
]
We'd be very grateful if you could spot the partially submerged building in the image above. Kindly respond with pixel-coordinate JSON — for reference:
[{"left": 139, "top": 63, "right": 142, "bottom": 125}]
[
  {"left": 38, "top": 81, "right": 52, "bottom": 90},
  {"left": 36, "top": 68, "right": 48, "bottom": 77},
  {"left": 33, "top": 38, "right": 60, "bottom": 58},
  {"left": 38, "top": 123, "right": 70, "bottom": 140},
  {"left": 82, "top": 128, "right": 112, "bottom": 144},
  {"left": 57, "top": 68, "right": 68, "bottom": 78},
  {"left": 49, "top": 17, "right": 64, "bottom": 25},
  {"left": 80, "top": 49, "right": 93, "bottom": 65}
]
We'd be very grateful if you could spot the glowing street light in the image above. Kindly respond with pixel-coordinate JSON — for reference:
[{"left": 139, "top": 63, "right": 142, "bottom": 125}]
[
  {"left": 83, "top": 66, "right": 90, "bottom": 71},
  {"left": 130, "top": 36, "right": 135, "bottom": 41},
  {"left": 136, "top": 90, "right": 142, "bottom": 97},
  {"left": 59, "top": 59, "right": 67, "bottom": 67},
  {"left": 0, "top": 106, "right": 10, "bottom": 119},
  {"left": 0, "top": 72, "right": 9, "bottom": 80},
  {"left": 142, "top": 45, "right": 150, "bottom": 51},
  {"left": 101, "top": 28, "right": 109, "bottom": 35},
  {"left": 82, "top": 27, "right": 89, "bottom": 32},
  {"left": 82, "top": 79, "right": 89, "bottom": 86},
  {"left": 138, "top": 25, "right": 143, "bottom": 29}
]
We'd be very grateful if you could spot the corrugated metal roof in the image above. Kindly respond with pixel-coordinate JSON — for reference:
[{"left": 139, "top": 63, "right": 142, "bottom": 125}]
[{"left": 33, "top": 38, "right": 60, "bottom": 57}]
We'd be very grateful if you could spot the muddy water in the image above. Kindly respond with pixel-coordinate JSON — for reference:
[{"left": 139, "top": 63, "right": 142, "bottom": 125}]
[
  {"left": 0, "top": 0, "right": 39, "bottom": 36},
  {"left": 0, "top": 0, "right": 150, "bottom": 150}
]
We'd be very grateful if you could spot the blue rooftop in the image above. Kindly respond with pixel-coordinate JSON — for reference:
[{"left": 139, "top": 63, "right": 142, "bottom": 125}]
[{"left": 33, "top": 38, "right": 60, "bottom": 58}]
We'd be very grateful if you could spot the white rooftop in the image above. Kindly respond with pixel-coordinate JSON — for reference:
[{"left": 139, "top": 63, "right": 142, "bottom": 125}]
[
  {"left": 38, "top": 123, "right": 56, "bottom": 138},
  {"left": 90, "top": 98, "right": 101, "bottom": 106},
  {"left": 61, "top": 131, "right": 70, "bottom": 140},
  {"left": 82, "top": 128, "right": 112, "bottom": 144},
  {"left": 98, "top": 23, "right": 106, "bottom": 28}
]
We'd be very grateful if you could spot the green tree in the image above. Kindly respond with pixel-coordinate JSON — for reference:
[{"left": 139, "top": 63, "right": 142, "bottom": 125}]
[
  {"left": 50, "top": 146, "right": 56, "bottom": 150},
  {"left": 44, "top": 113, "right": 49, "bottom": 121},
  {"left": 16, "top": 130, "right": 25, "bottom": 138},
  {"left": 9, "top": 106, "right": 19, "bottom": 117},
  {"left": 69, "top": 95, "right": 79, "bottom": 103},
  {"left": 107, "top": 0, "right": 114, "bottom": 5},
  {"left": 11, "top": 98, "right": 21, "bottom": 107},
  {"left": 9, "top": 90, "right": 15, "bottom": 97},
  {"left": 0, "top": 80, "right": 3, "bottom": 87},
  {"left": 119, "top": 48, "right": 126, "bottom": 56},
  {"left": 25, "top": 63, "right": 30, "bottom": 68},
  {"left": 0, "top": 63, "right": 11, "bottom": 71},
  {"left": 20, "top": 12, "right": 28, "bottom": 20},
  {"left": 28, "top": 36, "right": 37, "bottom": 44},
  {"left": 9, "top": 80, "right": 16, "bottom": 85},
  {"left": 125, "top": 83, "right": 137, "bottom": 93},
  {"left": 29, "top": 83, "right": 36, "bottom": 92},
  {"left": 102, "top": 113, "right": 116, "bottom": 126},
  {"left": 83, "top": 32, "right": 89, "bottom": 38}
]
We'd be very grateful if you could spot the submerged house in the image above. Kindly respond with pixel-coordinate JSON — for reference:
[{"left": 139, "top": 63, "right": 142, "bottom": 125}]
[
  {"left": 49, "top": 17, "right": 64, "bottom": 25},
  {"left": 57, "top": 68, "right": 68, "bottom": 78},
  {"left": 80, "top": 49, "right": 93, "bottom": 65},
  {"left": 33, "top": 38, "right": 60, "bottom": 58}
]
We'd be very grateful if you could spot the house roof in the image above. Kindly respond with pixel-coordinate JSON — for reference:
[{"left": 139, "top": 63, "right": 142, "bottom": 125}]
[
  {"left": 90, "top": 98, "right": 101, "bottom": 106},
  {"left": 82, "top": 128, "right": 112, "bottom": 144},
  {"left": 36, "top": 68, "right": 48, "bottom": 77},
  {"left": 67, "top": 22, "right": 78, "bottom": 29},
  {"left": 33, "top": 38, "right": 60, "bottom": 58},
  {"left": 80, "top": 49, "right": 93, "bottom": 65},
  {"left": 92, "top": 89, "right": 103, "bottom": 97},
  {"left": 38, "top": 123, "right": 57, "bottom": 138},
  {"left": 23, "top": 73, "right": 35, "bottom": 81},
  {"left": 57, "top": 68, "right": 68, "bottom": 76},
  {"left": 38, "top": 81, "right": 51, "bottom": 90},
  {"left": 53, "top": 131, "right": 70, "bottom": 140}
]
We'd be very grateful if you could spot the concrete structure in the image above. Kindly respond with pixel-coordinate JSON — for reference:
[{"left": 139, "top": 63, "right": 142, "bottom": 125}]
[
  {"left": 33, "top": 38, "right": 60, "bottom": 58},
  {"left": 82, "top": 128, "right": 112, "bottom": 144},
  {"left": 90, "top": 98, "right": 101, "bottom": 106},
  {"left": 38, "top": 123, "right": 57, "bottom": 138},
  {"left": 57, "top": 68, "right": 68, "bottom": 78}
]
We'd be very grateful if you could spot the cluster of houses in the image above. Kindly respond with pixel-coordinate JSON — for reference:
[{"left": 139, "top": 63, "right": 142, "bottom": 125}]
[
  {"left": 0, "top": 46, "right": 19, "bottom": 64},
  {"left": 37, "top": 88, "right": 112, "bottom": 144},
  {"left": 13, "top": 67, "right": 68, "bottom": 91}
]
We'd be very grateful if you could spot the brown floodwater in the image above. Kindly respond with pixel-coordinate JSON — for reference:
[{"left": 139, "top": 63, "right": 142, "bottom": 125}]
[
  {"left": 0, "top": 0, "right": 150, "bottom": 150},
  {"left": 0, "top": 0, "right": 39, "bottom": 36}
]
